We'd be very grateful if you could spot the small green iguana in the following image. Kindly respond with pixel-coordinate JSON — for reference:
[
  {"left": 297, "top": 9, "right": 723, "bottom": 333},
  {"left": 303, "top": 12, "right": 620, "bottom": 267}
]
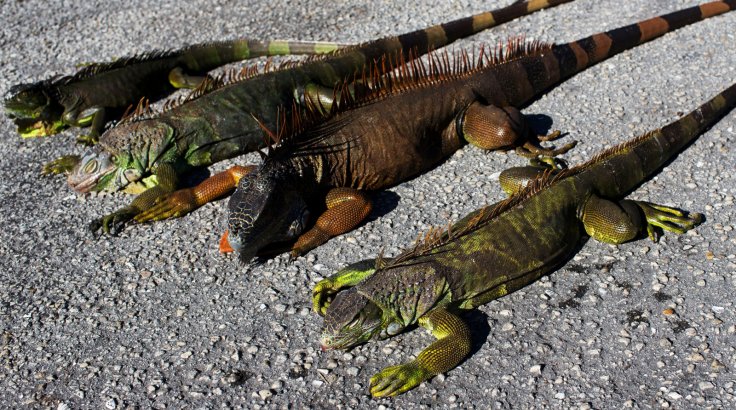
[
  {"left": 56, "top": 0, "right": 576, "bottom": 233},
  {"left": 4, "top": 38, "right": 347, "bottom": 144},
  {"left": 203, "top": 0, "right": 734, "bottom": 261},
  {"left": 314, "top": 81, "right": 736, "bottom": 397}
]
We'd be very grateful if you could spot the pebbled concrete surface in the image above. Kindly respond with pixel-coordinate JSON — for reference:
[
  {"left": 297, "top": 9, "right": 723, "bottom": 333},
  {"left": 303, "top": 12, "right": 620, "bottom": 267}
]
[{"left": 1, "top": 0, "right": 735, "bottom": 408}]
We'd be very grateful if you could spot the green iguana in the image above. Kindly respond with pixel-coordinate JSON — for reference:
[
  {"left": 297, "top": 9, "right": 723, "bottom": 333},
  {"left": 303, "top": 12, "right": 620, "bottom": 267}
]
[
  {"left": 314, "top": 81, "right": 736, "bottom": 397},
  {"left": 57, "top": 0, "right": 576, "bottom": 233},
  {"left": 4, "top": 39, "right": 347, "bottom": 144},
  {"left": 201, "top": 0, "right": 733, "bottom": 261}
]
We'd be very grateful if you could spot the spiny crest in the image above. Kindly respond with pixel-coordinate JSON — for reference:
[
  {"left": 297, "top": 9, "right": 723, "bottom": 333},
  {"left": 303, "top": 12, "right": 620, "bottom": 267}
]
[
  {"left": 54, "top": 50, "right": 179, "bottom": 85},
  {"left": 386, "top": 167, "right": 567, "bottom": 267},
  {"left": 265, "top": 38, "right": 552, "bottom": 157},
  {"left": 118, "top": 97, "right": 155, "bottom": 124},
  {"left": 118, "top": 58, "right": 306, "bottom": 124}
]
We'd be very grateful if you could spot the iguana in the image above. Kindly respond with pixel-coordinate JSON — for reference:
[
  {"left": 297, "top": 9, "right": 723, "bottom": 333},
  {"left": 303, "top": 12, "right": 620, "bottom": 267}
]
[
  {"left": 4, "top": 39, "right": 348, "bottom": 144},
  {"left": 192, "top": 0, "right": 733, "bottom": 262},
  {"left": 58, "top": 0, "right": 576, "bottom": 233},
  {"left": 314, "top": 81, "right": 736, "bottom": 397}
]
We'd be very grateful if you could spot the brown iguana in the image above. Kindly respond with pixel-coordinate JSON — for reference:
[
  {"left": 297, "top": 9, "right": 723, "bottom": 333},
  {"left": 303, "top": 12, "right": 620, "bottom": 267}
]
[
  {"left": 4, "top": 39, "right": 347, "bottom": 144},
  {"left": 184, "top": 0, "right": 733, "bottom": 261},
  {"left": 314, "top": 81, "right": 736, "bottom": 397},
  {"left": 57, "top": 0, "right": 576, "bottom": 234}
]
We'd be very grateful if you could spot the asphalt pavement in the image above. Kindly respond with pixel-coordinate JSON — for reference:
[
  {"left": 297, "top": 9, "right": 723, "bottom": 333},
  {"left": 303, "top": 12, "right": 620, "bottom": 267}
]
[{"left": 1, "top": 0, "right": 735, "bottom": 408}]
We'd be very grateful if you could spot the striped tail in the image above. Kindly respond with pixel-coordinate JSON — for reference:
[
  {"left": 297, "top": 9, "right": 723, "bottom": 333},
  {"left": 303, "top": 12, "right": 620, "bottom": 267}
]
[
  {"left": 552, "top": 0, "right": 736, "bottom": 80},
  {"left": 180, "top": 39, "right": 351, "bottom": 71},
  {"left": 359, "top": 0, "right": 575, "bottom": 60}
]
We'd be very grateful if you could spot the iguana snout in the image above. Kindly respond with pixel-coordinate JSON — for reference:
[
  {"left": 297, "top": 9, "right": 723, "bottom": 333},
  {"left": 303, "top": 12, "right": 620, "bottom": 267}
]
[
  {"left": 321, "top": 289, "right": 383, "bottom": 350},
  {"left": 4, "top": 82, "right": 65, "bottom": 137}
]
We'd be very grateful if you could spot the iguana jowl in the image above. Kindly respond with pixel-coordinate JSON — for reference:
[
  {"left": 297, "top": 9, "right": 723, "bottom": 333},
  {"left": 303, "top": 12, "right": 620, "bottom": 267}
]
[
  {"left": 314, "top": 82, "right": 736, "bottom": 397},
  {"left": 58, "top": 0, "right": 576, "bottom": 233},
  {"left": 4, "top": 38, "right": 346, "bottom": 143},
  {"left": 209, "top": 0, "right": 735, "bottom": 261}
]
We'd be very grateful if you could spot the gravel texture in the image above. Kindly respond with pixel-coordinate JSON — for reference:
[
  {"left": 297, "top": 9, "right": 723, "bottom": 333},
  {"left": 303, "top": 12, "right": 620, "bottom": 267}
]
[{"left": 1, "top": 0, "right": 735, "bottom": 408}]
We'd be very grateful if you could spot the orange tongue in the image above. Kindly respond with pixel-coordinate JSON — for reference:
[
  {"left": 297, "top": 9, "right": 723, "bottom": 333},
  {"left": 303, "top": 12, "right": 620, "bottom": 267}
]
[{"left": 219, "top": 230, "right": 234, "bottom": 253}]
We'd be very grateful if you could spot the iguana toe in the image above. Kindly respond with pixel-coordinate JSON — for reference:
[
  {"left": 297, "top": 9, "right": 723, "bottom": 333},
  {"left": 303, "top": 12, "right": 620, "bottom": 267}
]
[
  {"left": 369, "top": 362, "right": 428, "bottom": 397},
  {"left": 42, "top": 155, "right": 80, "bottom": 175}
]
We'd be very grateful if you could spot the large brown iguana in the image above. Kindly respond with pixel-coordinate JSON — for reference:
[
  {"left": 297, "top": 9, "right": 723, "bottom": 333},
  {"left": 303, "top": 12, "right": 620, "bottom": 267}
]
[
  {"left": 314, "top": 81, "right": 736, "bottom": 397},
  {"left": 4, "top": 38, "right": 347, "bottom": 144},
  {"left": 177, "top": 0, "right": 733, "bottom": 261},
  {"left": 56, "top": 0, "right": 576, "bottom": 234}
]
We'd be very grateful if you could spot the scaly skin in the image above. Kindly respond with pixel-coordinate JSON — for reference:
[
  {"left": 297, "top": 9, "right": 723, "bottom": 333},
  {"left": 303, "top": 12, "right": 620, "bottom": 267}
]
[
  {"left": 60, "top": 0, "right": 577, "bottom": 235},
  {"left": 216, "top": 0, "right": 736, "bottom": 261},
  {"left": 316, "top": 82, "right": 736, "bottom": 397},
  {"left": 4, "top": 38, "right": 349, "bottom": 143}
]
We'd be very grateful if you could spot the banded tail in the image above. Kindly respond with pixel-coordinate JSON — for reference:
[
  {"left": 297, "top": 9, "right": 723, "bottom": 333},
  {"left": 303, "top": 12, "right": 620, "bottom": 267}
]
[
  {"left": 350, "top": 0, "right": 575, "bottom": 61},
  {"left": 581, "top": 82, "right": 736, "bottom": 197},
  {"left": 550, "top": 1, "right": 736, "bottom": 82},
  {"left": 179, "top": 39, "right": 351, "bottom": 71}
]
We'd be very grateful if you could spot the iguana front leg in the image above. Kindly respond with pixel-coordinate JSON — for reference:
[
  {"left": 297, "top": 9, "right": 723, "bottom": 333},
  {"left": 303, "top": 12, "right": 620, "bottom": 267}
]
[
  {"left": 313, "top": 259, "right": 377, "bottom": 315},
  {"left": 168, "top": 66, "right": 208, "bottom": 89},
  {"left": 62, "top": 106, "right": 107, "bottom": 145},
  {"left": 135, "top": 165, "right": 256, "bottom": 223},
  {"left": 89, "top": 162, "right": 179, "bottom": 235},
  {"left": 291, "top": 188, "right": 372, "bottom": 257},
  {"left": 369, "top": 307, "right": 472, "bottom": 397},
  {"left": 41, "top": 155, "right": 81, "bottom": 175},
  {"left": 460, "top": 103, "right": 575, "bottom": 157},
  {"left": 579, "top": 194, "right": 704, "bottom": 244}
]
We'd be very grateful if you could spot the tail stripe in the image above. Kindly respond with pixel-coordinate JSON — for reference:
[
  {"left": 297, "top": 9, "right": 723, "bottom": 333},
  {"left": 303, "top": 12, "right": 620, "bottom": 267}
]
[{"left": 553, "top": 1, "right": 735, "bottom": 80}]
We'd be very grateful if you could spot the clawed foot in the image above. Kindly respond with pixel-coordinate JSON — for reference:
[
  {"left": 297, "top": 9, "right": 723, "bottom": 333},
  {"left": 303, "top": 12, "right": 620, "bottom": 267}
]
[
  {"left": 637, "top": 201, "right": 704, "bottom": 242},
  {"left": 41, "top": 155, "right": 80, "bottom": 175},
  {"left": 312, "top": 277, "right": 343, "bottom": 316},
  {"left": 76, "top": 133, "right": 98, "bottom": 146},
  {"left": 369, "top": 361, "right": 430, "bottom": 397},
  {"left": 134, "top": 189, "right": 197, "bottom": 223},
  {"left": 89, "top": 208, "right": 137, "bottom": 236}
]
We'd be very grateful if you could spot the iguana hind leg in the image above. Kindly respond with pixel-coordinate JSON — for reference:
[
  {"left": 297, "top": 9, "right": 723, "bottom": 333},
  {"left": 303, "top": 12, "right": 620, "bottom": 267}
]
[
  {"left": 461, "top": 103, "right": 575, "bottom": 157},
  {"left": 168, "top": 66, "right": 208, "bottom": 89},
  {"left": 135, "top": 165, "right": 255, "bottom": 223},
  {"left": 369, "top": 307, "right": 471, "bottom": 397},
  {"left": 291, "top": 188, "right": 372, "bottom": 257},
  {"left": 580, "top": 194, "right": 703, "bottom": 244},
  {"left": 498, "top": 156, "right": 567, "bottom": 195}
]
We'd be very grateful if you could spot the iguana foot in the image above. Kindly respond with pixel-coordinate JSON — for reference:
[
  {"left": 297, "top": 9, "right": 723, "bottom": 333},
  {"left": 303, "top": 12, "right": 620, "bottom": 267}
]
[
  {"left": 89, "top": 208, "right": 137, "bottom": 236},
  {"left": 134, "top": 189, "right": 197, "bottom": 223},
  {"left": 76, "top": 133, "right": 99, "bottom": 146},
  {"left": 515, "top": 138, "right": 577, "bottom": 158},
  {"left": 41, "top": 155, "right": 80, "bottom": 175},
  {"left": 369, "top": 361, "right": 430, "bottom": 397},
  {"left": 313, "top": 277, "right": 342, "bottom": 315},
  {"left": 635, "top": 201, "right": 704, "bottom": 242}
]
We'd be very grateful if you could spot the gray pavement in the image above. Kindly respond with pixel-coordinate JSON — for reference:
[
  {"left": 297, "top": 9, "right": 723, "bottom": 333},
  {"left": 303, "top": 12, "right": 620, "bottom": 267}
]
[{"left": 1, "top": 0, "right": 735, "bottom": 408}]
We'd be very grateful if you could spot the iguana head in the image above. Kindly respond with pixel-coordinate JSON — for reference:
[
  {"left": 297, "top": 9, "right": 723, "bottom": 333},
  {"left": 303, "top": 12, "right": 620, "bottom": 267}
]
[
  {"left": 320, "top": 288, "right": 385, "bottom": 350},
  {"left": 226, "top": 163, "right": 310, "bottom": 262},
  {"left": 67, "top": 119, "right": 173, "bottom": 193},
  {"left": 4, "top": 82, "right": 65, "bottom": 137}
]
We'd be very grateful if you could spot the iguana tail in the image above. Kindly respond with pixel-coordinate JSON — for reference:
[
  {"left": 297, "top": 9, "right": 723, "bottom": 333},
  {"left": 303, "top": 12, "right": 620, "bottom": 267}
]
[
  {"left": 177, "top": 39, "right": 350, "bottom": 71},
  {"left": 578, "top": 82, "right": 736, "bottom": 197},
  {"left": 552, "top": 1, "right": 736, "bottom": 82},
  {"left": 352, "top": 0, "right": 575, "bottom": 61}
]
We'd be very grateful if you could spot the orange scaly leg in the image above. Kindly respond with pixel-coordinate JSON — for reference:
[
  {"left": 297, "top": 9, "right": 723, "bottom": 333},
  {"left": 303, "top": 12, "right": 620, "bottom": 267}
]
[
  {"left": 291, "top": 188, "right": 372, "bottom": 257},
  {"left": 135, "top": 165, "right": 255, "bottom": 223}
]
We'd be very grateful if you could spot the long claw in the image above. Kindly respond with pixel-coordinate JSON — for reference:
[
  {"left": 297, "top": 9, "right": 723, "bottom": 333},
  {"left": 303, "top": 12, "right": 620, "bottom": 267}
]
[
  {"left": 312, "top": 278, "right": 339, "bottom": 316},
  {"left": 637, "top": 201, "right": 703, "bottom": 242},
  {"left": 537, "top": 129, "right": 563, "bottom": 142},
  {"left": 90, "top": 208, "right": 137, "bottom": 236},
  {"left": 516, "top": 140, "right": 577, "bottom": 158},
  {"left": 134, "top": 189, "right": 196, "bottom": 223},
  {"left": 369, "top": 362, "right": 428, "bottom": 397}
]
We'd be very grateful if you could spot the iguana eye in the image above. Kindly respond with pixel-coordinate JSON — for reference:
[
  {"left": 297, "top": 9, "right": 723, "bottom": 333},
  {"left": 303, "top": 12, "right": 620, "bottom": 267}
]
[{"left": 83, "top": 159, "right": 98, "bottom": 174}]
